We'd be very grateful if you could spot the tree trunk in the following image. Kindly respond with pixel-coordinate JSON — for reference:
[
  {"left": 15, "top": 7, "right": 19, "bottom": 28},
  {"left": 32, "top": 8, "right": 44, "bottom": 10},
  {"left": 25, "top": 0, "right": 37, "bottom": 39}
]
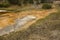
[
  {"left": 33, "top": 0, "right": 37, "bottom": 5},
  {"left": 21, "top": 0, "right": 24, "bottom": 6},
  {"left": 38, "top": 0, "right": 41, "bottom": 4}
]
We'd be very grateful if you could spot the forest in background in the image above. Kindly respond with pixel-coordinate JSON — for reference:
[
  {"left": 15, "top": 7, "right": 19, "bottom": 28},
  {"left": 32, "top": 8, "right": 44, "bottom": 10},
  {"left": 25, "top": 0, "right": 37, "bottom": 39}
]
[{"left": 0, "top": 0, "right": 53, "bottom": 7}]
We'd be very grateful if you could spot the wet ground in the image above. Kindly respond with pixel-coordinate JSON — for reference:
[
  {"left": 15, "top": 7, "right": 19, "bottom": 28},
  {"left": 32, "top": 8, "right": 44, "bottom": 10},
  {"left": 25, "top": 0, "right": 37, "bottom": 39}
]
[{"left": 0, "top": 9, "right": 57, "bottom": 36}]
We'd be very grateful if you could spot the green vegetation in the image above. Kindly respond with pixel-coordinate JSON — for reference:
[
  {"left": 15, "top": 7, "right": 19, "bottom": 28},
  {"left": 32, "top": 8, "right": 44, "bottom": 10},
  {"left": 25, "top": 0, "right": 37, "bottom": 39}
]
[
  {"left": 0, "top": 0, "right": 53, "bottom": 7},
  {"left": 8, "top": 0, "right": 19, "bottom": 5},
  {"left": 0, "top": 0, "right": 54, "bottom": 12},
  {"left": 0, "top": 3, "right": 10, "bottom": 8},
  {"left": 42, "top": 3, "right": 52, "bottom": 9}
]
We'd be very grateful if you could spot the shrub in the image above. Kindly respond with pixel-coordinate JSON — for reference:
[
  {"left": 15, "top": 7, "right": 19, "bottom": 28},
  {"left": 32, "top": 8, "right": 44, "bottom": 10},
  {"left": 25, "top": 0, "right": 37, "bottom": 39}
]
[
  {"left": 42, "top": 4, "right": 52, "bottom": 9},
  {"left": 0, "top": 3, "right": 10, "bottom": 8}
]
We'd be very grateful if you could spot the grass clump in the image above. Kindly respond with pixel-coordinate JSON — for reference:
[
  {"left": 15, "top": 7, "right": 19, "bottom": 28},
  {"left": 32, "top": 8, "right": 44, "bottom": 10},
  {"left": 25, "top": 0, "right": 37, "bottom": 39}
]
[
  {"left": 42, "top": 3, "right": 52, "bottom": 9},
  {"left": 0, "top": 3, "right": 10, "bottom": 8}
]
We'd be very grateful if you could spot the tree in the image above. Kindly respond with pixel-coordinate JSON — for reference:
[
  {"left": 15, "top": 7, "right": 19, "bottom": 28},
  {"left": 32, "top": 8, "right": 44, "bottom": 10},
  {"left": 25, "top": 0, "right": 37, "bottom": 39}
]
[
  {"left": 41, "top": 0, "right": 46, "bottom": 3},
  {"left": 20, "top": 0, "right": 24, "bottom": 6},
  {"left": 8, "top": 0, "right": 19, "bottom": 5}
]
